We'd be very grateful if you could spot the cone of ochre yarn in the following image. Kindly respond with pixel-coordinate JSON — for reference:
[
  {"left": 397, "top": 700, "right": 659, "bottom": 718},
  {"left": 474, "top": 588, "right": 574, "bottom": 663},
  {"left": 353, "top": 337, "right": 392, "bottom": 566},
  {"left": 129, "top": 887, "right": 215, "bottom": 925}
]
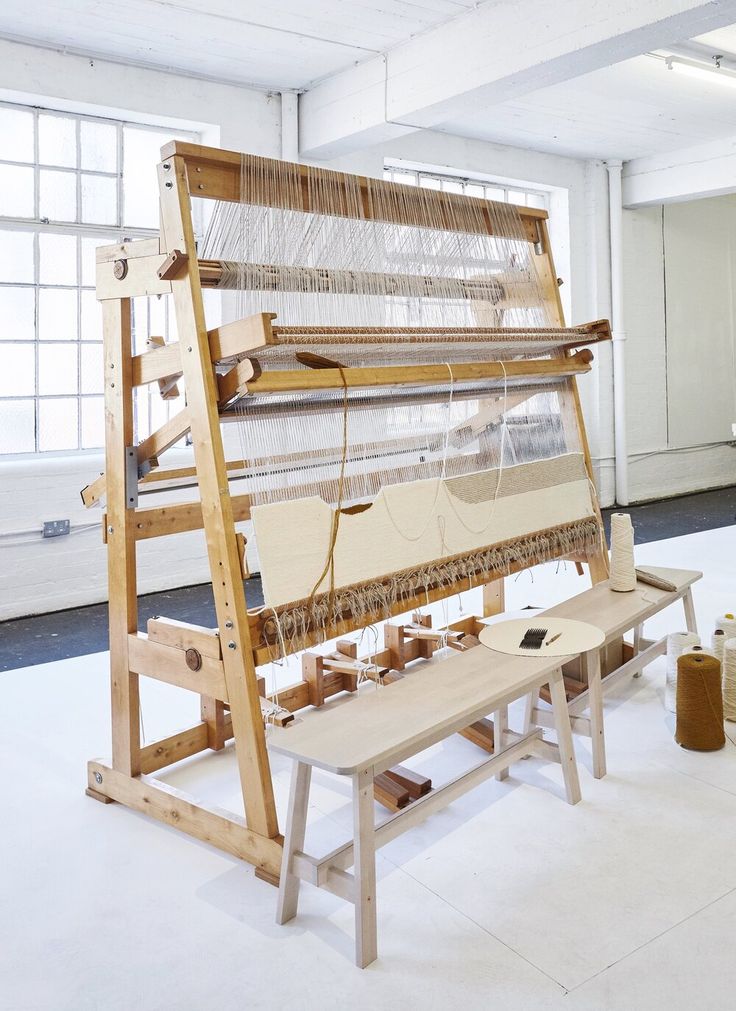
[{"left": 675, "top": 651, "right": 725, "bottom": 751}]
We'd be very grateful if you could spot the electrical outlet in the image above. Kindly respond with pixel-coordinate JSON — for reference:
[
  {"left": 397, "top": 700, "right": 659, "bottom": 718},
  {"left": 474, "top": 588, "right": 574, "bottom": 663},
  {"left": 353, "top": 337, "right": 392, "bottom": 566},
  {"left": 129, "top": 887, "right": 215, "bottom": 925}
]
[
  {"left": 43, "top": 519, "right": 70, "bottom": 538},
  {"left": 732, "top": 423, "right": 736, "bottom": 438}
]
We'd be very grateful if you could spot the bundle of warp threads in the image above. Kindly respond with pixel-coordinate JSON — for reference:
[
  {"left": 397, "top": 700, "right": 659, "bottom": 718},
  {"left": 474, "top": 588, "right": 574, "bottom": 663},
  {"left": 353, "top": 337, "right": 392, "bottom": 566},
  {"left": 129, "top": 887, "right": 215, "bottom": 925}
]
[
  {"left": 675, "top": 651, "right": 725, "bottom": 751},
  {"left": 665, "top": 631, "right": 700, "bottom": 713},
  {"left": 609, "top": 512, "right": 636, "bottom": 592}
]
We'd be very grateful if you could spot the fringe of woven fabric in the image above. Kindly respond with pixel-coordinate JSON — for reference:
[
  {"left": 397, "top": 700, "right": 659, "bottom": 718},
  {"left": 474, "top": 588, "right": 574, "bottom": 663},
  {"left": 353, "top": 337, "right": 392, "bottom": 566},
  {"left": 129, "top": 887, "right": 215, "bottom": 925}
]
[{"left": 260, "top": 515, "right": 601, "bottom": 656}]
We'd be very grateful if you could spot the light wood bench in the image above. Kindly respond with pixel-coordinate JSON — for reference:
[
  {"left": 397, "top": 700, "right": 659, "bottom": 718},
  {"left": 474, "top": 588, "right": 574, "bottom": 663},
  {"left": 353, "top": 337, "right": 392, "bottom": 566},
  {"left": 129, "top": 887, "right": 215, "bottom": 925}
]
[
  {"left": 268, "top": 642, "right": 591, "bottom": 967},
  {"left": 527, "top": 565, "right": 702, "bottom": 779}
]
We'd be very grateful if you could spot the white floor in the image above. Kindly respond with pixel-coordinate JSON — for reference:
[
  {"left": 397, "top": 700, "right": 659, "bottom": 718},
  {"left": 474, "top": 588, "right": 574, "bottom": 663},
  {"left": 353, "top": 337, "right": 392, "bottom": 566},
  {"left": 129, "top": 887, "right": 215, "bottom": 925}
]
[{"left": 2, "top": 527, "right": 736, "bottom": 1011}]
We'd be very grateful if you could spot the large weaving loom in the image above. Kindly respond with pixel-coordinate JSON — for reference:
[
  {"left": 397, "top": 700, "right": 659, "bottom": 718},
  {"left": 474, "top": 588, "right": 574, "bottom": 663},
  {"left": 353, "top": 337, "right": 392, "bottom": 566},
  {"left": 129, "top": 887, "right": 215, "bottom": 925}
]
[{"left": 83, "top": 142, "right": 611, "bottom": 881}]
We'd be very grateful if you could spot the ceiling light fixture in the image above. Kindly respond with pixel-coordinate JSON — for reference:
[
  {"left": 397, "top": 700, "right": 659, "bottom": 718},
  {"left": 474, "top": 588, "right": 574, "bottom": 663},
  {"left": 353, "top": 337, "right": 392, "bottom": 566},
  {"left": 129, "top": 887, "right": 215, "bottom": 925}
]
[{"left": 649, "top": 50, "right": 736, "bottom": 88}]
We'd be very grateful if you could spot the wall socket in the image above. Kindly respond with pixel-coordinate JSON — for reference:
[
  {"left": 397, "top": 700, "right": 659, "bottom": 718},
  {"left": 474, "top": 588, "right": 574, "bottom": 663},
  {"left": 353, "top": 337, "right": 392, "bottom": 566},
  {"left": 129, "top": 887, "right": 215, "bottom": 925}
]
[{"left": 43, "top": 519, "right": 70, "bottom": 538}]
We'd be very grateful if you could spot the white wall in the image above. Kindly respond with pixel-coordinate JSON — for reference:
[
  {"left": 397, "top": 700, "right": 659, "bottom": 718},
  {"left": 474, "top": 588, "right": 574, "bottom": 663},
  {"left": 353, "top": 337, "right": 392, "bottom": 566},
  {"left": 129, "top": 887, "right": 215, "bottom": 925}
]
[
  {"left": 622, "top": 196, "right": 736, "bottom": 502},
  {"left": 0, "top": 39, "right": 281, "bottom": 620}
]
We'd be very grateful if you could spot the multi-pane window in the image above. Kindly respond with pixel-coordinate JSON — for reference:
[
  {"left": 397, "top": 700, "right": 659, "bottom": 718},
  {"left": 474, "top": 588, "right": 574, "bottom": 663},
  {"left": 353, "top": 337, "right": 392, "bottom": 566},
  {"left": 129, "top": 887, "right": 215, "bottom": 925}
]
[
  {"left": 384, "top": 163, "right": 549, "bottom": 210},
  {"left": 0, "top": 102, "right": 198, "bottom": 455},
  {"left": 382, "top": 163, "right": 551, "bottom": 330}
]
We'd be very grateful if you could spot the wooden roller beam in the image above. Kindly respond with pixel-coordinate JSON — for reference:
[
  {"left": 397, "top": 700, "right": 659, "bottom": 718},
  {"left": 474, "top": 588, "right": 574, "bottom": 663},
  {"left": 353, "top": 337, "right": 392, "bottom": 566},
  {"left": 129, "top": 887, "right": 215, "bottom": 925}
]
[{"left": 236, "top": 350, "right": 594, "bottom": 396}]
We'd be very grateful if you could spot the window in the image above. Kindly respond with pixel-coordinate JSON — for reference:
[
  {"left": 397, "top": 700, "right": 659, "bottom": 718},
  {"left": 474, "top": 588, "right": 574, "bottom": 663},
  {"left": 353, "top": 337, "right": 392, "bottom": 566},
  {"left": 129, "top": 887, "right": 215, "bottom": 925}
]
[
  {"left": 382, "top": 163, "right": 551, "bottom": 330},
  {"left": 0, "top": 102, "right": 198, "bottom": 455},
  {"left": 384, "top": 163, "right": 549, "bottom": 210}
]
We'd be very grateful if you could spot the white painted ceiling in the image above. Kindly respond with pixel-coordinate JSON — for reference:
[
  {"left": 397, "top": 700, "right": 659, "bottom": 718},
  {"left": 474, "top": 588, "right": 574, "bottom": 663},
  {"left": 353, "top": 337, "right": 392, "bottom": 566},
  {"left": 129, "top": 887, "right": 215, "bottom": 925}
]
[
  {"left": 440, "top": 26, "right": 736, "bottom": 161},
  {"left": 1, "top": 3, "right": 736, "bottom": 160},
  {"left": 0, "top": 0, "right": 476, "bottom": 90}
]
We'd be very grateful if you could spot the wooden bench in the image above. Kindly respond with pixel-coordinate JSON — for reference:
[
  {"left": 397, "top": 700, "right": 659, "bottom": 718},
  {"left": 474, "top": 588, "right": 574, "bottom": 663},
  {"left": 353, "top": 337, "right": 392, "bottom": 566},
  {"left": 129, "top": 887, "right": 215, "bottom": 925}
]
[
  {"left": 268, "top": 642, "right": 592, "bottom": 967},
  {"left": 526, "top": 565, "right": 702, "bottom": 779}
]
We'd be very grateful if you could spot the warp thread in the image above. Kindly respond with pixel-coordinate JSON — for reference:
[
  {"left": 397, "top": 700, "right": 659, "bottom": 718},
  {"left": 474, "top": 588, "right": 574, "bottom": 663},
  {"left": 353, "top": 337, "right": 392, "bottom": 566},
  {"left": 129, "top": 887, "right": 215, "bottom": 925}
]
[
  {"left": 675, "top": 651, "right": 725, "bottom": 751},
  {"left": 723, "top": 637, "right": 736, "bottom": 722},
  {"left": 609, "top": 512, "right": 636, "bottom": 592},
  {"left": 665, "top": 631, "right": 701, "bottom": 713}
]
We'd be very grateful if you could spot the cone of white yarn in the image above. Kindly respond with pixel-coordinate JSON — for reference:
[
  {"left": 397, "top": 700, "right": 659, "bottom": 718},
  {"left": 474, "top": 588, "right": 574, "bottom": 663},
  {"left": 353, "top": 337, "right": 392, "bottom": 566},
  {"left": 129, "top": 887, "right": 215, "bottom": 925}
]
[
  {"left": 711, "top": 629, "right": 726, "bottom": 664},
  {"left": 723, "top": 637, "right": 736, "bottom": 722},
  {"left": 715, "top": 613, "right": 736, "bottom": 640},
  {"left": 609, "top": 513, "right": 636, "bottom": 592},
  {"left": 665, "top": 631, "right": 701, "bottom": 713}
]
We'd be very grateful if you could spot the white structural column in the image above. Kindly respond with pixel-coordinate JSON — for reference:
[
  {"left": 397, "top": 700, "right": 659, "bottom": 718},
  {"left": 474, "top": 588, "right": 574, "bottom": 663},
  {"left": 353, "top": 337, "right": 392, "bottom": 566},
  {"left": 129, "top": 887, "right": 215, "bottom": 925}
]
[
  {"left": 281, "top": 91, "right": 299, "bottom": 163},
  {"left": 300, "top": 0, "right": 736, "bottom": 158},
  {"left": 607, "top": 160, "right": 629, "bottom": 507}
]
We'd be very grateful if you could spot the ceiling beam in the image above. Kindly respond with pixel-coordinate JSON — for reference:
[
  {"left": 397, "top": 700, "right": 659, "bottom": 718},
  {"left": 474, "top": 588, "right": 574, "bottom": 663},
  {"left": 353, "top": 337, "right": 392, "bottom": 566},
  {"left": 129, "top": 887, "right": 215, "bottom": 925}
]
[
  {"left": 623, "top": 133, "right": 736, "bottom": 206},
  {"left": 300, "top": 0, "right": 736, "bottom": 158}
]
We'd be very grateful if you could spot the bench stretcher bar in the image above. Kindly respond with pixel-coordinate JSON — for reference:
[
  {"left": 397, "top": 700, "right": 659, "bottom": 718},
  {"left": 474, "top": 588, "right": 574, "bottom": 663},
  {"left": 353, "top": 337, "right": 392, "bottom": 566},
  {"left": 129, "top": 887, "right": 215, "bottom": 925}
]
[{"left": 292, "top": 727, "right": 543, "bottom": 882}]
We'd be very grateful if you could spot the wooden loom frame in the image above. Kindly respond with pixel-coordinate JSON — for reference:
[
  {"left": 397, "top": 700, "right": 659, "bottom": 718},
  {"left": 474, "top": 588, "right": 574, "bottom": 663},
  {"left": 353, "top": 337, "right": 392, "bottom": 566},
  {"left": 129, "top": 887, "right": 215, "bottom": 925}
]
[{"left": 84, "top": 141, "right": 610, "bottom": 882}]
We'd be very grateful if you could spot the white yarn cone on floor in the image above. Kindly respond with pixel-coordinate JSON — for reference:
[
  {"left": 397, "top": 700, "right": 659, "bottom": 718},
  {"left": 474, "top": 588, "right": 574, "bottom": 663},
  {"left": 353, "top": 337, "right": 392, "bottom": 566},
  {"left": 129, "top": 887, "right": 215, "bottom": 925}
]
[
  {"left": 715, "top": 613, "right": 736, "bottom": 640},
  {"left": 711, "top": 629, "right": 727, "bottom": 664},
  {"left": 609, "top": 512, "right": 636, "bottom": 592},
  {"left": 723, "top": 638, "right": 736, "bottom": 722},
  {"left": 665, "top": 631, "right": 701, "bottom": 713}
]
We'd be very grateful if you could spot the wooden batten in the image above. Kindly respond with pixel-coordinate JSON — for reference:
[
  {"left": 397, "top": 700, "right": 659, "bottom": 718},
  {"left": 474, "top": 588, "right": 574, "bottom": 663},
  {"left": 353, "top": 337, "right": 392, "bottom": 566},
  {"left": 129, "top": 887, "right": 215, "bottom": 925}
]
[
  {"left": 147, "top": 617, "right": 222, "bottom": 659},
  {"left": 128, "top": 633, "right": 228, "bottom": 701},
  {"left": 237, "top": 351, "right": 593, "bottom": 397},
  {"left": 208, "top": 312, "right": 276, "bottom": 359}
]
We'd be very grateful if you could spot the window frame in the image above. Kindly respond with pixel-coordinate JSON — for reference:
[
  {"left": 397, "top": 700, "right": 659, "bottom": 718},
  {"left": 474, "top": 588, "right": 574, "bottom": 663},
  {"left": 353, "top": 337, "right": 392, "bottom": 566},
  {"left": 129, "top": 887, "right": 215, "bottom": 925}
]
[{"left": 383, "top": 163, "right": 551, "bottom": 211}]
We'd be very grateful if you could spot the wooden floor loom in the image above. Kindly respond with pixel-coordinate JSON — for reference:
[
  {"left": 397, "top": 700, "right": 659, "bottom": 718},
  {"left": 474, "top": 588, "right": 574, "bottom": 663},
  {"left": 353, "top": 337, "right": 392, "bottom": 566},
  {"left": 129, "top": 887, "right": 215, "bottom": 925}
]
[{"left": 83, "top": 141, "right": 612, "bottom": 883}]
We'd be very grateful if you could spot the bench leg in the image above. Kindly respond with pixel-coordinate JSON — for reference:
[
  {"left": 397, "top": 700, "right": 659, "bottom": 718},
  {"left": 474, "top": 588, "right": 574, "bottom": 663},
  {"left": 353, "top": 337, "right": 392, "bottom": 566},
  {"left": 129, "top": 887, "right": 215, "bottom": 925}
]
[
  {"left": 522, "top": 688, "right": 538, "bottom": 736},
  {"left": 582, "top": 648, "right": 606, "bottom": 779},
  {"left": 683, "top": 588, "right": 698, "bottom": 635},
  {"left": 276, "top": 761, "right": 312, "bottom": 925},
  {"left": 493, "top": 706, "right": 509, "bottom": 780},
  {"left": 632, "top": 623, "right": 643, "bottom": 676},
  {"left": 353, "top": 767, "right": 378, "bottom": 968},
  {"left": 548, "top": 670, "right": 582, "bottom": 805}
]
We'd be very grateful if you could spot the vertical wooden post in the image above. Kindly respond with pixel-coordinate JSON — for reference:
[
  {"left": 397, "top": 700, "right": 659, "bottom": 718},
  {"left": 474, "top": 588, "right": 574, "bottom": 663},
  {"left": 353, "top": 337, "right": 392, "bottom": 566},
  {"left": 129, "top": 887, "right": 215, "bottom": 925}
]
[
  {"left": 157, "top": 155, "right": 278, "bottom": 840},
  {"left": 482, "top": 578, "right": 505, "bottom": 618},
  {"left": 200, "top": 696, "right": 228, "bottom": 750},
  {"left": 103, "top": 297, "right": 141, "bottom": 777}
]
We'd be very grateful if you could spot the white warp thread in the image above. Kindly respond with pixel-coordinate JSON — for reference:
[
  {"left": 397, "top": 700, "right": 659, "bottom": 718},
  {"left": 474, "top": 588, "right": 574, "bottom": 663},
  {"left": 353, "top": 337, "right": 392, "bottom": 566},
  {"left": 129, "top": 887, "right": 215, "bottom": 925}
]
[
  {"left": 724, "top": 637, "right": 736, "bottom": 722},
  {"left": 665, "top": 631, "right": 701, "bottom": 713},
  {"left": 610, "top": 512, "right": 636, "bottom": 592}
]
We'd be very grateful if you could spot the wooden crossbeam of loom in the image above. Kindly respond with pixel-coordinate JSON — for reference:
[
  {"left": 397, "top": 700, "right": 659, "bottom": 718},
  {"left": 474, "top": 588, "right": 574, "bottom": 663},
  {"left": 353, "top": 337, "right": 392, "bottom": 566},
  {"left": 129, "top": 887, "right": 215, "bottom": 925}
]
[{"left": 229, "top": 349, "right": 593, "bottom": 398}]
